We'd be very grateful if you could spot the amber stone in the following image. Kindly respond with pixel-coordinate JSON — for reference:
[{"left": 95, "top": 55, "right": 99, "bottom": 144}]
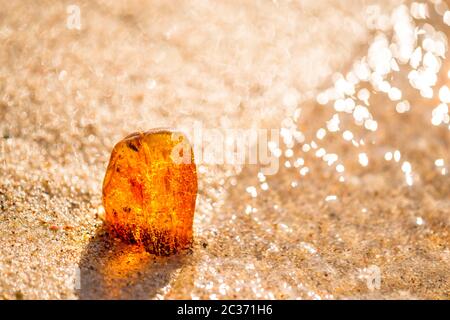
[{"left": 102, "top": 129, "right": 197, "bottom": 255}]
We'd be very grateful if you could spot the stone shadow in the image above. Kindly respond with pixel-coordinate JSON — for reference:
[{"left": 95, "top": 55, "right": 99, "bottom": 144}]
[{"left": 77, "top": 227, "right": 188, "bottom": 299}]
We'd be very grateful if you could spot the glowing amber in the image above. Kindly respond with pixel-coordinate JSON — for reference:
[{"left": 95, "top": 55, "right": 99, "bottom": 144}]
[{"left": 102, "top": 129, "right": 197, "bottom": 255}]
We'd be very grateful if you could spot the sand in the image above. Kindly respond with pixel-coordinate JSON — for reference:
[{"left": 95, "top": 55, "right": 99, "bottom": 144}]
[{"left": 0, "top": 0, "right": 449, "bottom": 299}]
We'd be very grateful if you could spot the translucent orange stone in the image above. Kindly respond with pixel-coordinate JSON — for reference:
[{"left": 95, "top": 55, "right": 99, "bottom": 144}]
[{"left": 102, "top": 129, "right": 197, "bottom": 255}]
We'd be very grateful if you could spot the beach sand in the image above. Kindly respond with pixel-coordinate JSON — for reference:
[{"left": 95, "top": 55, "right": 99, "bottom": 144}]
[{"left": 0, "top": 0, "right": 448, "bottom": 299}]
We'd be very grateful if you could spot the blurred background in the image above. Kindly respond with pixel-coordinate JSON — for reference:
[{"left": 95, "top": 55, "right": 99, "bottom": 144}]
[{"left": 0, "top": 0, "right": 448, "bottom": 299}]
